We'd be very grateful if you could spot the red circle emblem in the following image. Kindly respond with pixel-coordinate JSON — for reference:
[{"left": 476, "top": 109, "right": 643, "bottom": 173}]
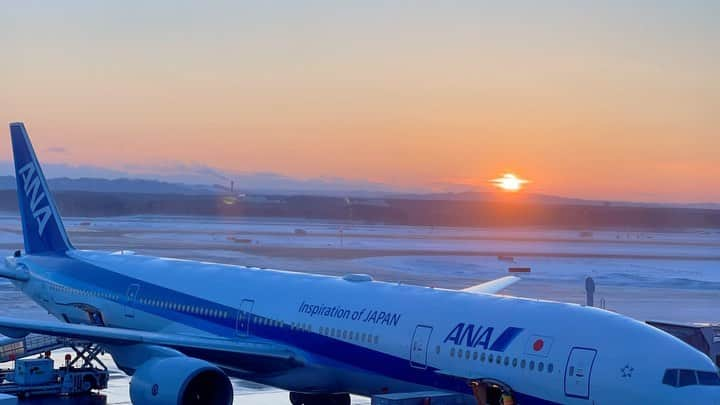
[{"left": 533, "top": 339, "right": 544, "bottom": 352}]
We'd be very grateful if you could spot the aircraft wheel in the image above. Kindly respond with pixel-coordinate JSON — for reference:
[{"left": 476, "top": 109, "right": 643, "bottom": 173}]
[
  {"left": 328, "top": 393, "right": 350, "bottom": 405},
  {"left": 290, "top": 392, "right": 302, "bottom": 405},
  {"left": 487, "top": 386, "right": 504, "bottom": 405}
]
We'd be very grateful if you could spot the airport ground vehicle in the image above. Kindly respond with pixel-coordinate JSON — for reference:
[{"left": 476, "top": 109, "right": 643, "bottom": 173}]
[{"left": 0, "top": 334, "right": 108, "bottom": 399}]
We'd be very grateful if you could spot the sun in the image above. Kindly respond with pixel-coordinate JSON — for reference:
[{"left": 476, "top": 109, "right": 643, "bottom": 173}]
[{"left": 490, "top": 173, "right": 529, "bottom": 192}]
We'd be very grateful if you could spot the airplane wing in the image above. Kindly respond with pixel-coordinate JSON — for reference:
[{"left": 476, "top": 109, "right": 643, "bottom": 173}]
[
  {"left": 462, "top": 276, "right": 520, "bottom": 294},
  {"left": 0, "top": 316, "right": 299, "bottom": 364}
]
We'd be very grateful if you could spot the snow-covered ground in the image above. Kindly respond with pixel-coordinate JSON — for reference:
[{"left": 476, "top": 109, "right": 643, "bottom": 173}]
[{"left": 0, "top": 215, "right": 718, "bottom": 403}]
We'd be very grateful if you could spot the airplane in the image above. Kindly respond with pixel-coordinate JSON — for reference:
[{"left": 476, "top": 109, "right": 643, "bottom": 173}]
[{"left": 0, "top": 122, "right": 718, "bottom": 405}]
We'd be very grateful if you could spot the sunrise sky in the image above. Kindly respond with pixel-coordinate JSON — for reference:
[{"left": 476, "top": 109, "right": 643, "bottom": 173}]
[{"left": 1, "top": 1, "right": 718, "bottom": 202}]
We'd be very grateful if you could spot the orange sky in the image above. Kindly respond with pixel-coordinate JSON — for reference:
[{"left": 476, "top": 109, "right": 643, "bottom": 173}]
[{"left": 0, "top": 2, "right": 718, "bottom": 202}]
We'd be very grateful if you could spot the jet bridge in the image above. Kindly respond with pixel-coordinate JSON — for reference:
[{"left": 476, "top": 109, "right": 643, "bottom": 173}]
[{"left": 647, "top": 321, "right": 720, "bottom": 367}]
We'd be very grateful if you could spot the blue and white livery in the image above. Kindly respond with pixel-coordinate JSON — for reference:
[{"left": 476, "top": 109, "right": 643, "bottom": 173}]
[{"left": 1, "top": 122, "right": 719, "bottom": 404}]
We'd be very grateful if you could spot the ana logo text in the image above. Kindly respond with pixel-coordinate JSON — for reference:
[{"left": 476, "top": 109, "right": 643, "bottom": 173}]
[
  {"left": 18, "top": 162, "right": 52, "bottom": 237},
  {"left": 444, "top": 323, "right": 523, "bottom": 352}
]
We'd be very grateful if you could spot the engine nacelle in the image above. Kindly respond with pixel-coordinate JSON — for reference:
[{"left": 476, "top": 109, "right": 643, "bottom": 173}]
[{"left": 130, "top": 356, "right": 233, "bottom": 405}]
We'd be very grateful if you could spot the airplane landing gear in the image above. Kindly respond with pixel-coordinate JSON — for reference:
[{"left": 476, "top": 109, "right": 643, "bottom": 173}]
[
  {"left": 289, "top": 392, "right": 351, "bottom": 405},
  {"left": 469, "top": 380, "right": 514, "bottom": 405}
]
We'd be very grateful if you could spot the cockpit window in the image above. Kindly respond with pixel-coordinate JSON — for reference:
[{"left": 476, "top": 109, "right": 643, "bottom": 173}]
[
  {"left": 662, "top": 369, "right": 678, "bottom": 386},
  {"left": 663, "top": 369, "right": 720, "bottom": 387},
  {"left": 697, "top": 371, "right": 720, "bottom": 386},
  {"left": 678, "top": 370, "right": 697, "bottom": 387}
]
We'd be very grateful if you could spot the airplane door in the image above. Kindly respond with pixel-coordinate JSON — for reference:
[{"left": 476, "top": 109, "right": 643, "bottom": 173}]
[
  {"left": 235, "top": 299, "right": 255, "bottom": 336},
  {"left": 564, "top": 347, "right": 597, "bottom": 400},
  {"left": 125, "top": 284, "right": 140, "bottom": 318},
  {"left": 410, "top": 325, "right": 433, "bottom": 369}
]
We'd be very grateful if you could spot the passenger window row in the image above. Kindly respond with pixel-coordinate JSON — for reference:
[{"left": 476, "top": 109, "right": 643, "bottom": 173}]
[
  {"left": 440, "top": 345, "right": 554, "bottom": 374},
  {"left": 663, "top": 369, "right": 720, "bottom": 387},
  {"left": 51, "top": 284, "right": 120, "bottom": 301},
  {"left": 290, "top": 322, "right": 311, "bottom": 331},
  {"left": 254, "top": 316, "right": 284, "bottom": 328},
  {"left": 318, "top": 326, "right": 380, "bottom": 345},
  {"left": 138, "top": 297, "right": 230, "bottom": 319},
  {"left": 50, "top": 283, "right": 232, "bottom": 320}
]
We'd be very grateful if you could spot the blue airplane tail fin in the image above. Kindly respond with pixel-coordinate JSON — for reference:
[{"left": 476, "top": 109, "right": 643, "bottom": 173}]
[{"left": 10, "top": 123, "right": 73, "bottom": 254}]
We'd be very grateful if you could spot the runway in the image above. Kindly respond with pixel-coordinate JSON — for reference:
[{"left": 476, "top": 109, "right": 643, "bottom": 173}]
[{"left": 0, "top": 215, "right": 718, "bottom": 403}]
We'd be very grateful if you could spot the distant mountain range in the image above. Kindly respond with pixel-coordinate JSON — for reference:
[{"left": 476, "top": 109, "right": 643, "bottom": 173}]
[
  {"left": 393, "top": 191, "right": 720, "bottom": 210},
  {"left": 0, "top": 176, "right": 221, "bottom": 195},
  {"left": 0, "top": 175, "right": 716, "bottom": 210}
]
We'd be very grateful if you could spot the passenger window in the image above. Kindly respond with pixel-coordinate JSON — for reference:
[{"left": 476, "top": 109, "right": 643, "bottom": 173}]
[
  {"left": 465, "top": 351, "right": 470, "bottom": 360},
  {"left": 512, "top": 358, "right": 517, "bottom": 367},
  {"left": 504, "top": 357, "right": 509, "bottom": 366},
  {"left": 480, "top": 353, "right": 486, "bottom": 362},
  {"left": 521, "top": 359, "right": 525, "bottom": 368},
  {"left": 538, "top": 362, "right": 544, "bottom": 372},
  {"left": 473, "top": 351, "right": 478, "bottom": 360},
  {"left": 529, "top": 361, "right": 535, "bottom": 371},
  {"left": 679, "top": 369, "right": 697, "bottom": 387},
  {"left": 548, "top": 363, "right": 554, "bottom": 373},
  {"left": 488, "top": 354, "right": 494, "bottom": 363},
  {"left": 450, "top": 348, "right": 455, "bottom": 357}
]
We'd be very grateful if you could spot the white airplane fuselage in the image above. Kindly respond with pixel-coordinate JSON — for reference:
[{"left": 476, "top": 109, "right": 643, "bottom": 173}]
[{"left": 10, "top": 248, "right": 720, "bottom": 404}]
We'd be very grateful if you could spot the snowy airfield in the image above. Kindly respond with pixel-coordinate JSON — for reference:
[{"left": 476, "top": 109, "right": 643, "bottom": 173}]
[{"left": 0, "top": 214, "right": 718, "bottom": 404}]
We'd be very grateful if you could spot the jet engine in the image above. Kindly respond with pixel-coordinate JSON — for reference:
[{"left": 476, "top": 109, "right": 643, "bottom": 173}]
[{"left": 130, "top": 356, "right": 233, "bottom": 405}]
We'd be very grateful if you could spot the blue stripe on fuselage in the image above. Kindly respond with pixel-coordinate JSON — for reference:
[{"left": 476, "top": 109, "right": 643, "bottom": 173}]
[
  {"left": 25, "top": 253, "right": 560, "bottom": 405},
  {"left": 489, "top": 327, "right": 524, "bottom": 352}
]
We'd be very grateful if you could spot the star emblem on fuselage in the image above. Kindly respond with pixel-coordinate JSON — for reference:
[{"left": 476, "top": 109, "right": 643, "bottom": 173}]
[{"left": 621, "top": 364, "right": 634, "bottom": 378}]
